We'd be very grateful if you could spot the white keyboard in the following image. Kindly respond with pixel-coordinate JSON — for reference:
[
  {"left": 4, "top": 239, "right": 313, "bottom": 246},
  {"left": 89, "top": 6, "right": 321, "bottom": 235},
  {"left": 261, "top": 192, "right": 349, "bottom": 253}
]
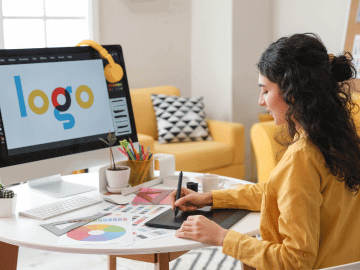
[{"left": 19, "top": 196, "right": 103, "bottom": 220}]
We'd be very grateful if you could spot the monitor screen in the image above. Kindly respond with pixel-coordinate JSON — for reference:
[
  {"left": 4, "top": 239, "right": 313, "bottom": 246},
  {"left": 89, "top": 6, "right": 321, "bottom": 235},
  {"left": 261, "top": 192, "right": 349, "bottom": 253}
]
[{"left": 0, "top": 45, "right": 137, "bottom": 189}]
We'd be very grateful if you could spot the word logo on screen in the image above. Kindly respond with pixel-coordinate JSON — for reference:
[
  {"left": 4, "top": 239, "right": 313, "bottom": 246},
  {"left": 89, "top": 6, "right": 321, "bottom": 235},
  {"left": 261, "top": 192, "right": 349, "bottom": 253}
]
[{"left": 14, "top": 76, "right": 94, "bottom": 130}]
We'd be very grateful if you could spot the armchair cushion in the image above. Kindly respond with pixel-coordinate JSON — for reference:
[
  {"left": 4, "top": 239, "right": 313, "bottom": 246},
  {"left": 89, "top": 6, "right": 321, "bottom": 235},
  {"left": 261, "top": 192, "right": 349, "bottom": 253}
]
[
  {"left": 153, "top": 140, "right": 233, "bottom": 172},
  {"left": 150, "top": 94, "right": 212, "bottom": 144},
  {"left": 130, "top": 86, "right": 181, "bottom": 140}
]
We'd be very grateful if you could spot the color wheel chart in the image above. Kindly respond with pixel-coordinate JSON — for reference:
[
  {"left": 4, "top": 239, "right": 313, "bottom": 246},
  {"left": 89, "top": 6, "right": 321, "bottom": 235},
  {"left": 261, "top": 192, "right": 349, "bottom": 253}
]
[
  {"left": 67, "top": 224, "right": 126, "bottom": 242},
  {"left": 57, "top": 216, "right": 133, "bottom": 246}
]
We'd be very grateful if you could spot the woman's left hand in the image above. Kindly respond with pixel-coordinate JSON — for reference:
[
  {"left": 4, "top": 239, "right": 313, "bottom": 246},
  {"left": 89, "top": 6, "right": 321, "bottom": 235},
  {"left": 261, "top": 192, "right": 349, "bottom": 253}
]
[{"left": 175, "top": 215, "right": 229, "bottom": 246}]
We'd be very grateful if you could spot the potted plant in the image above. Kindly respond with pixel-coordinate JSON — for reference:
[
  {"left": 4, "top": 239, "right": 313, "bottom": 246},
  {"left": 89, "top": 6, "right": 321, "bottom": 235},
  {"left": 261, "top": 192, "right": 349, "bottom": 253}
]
[
  {"left": 99, "top": 132, "right": 131, "bottom": 191},
  {"left": 0, "top": 183, "right": 16, "bottom": 218}
]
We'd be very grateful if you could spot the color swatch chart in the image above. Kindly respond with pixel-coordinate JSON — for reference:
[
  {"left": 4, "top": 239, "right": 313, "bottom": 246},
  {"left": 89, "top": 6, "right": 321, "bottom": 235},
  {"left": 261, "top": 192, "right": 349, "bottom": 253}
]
[{"left": 103, "top": 204, "right": 168, "bottom": 226}]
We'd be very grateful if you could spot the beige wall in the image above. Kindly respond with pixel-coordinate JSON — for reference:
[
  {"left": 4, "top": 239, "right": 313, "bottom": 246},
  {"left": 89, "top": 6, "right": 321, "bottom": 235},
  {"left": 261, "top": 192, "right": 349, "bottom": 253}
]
[{"left": 98, "top": 0, "right": 191, "bottom": 96}]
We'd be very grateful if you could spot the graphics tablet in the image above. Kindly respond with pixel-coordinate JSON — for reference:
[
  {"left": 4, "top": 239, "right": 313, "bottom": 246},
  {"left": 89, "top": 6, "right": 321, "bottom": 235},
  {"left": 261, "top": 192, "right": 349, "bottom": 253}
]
[{"left": 145, "top": 206, "right": 251, "bottom": 230}]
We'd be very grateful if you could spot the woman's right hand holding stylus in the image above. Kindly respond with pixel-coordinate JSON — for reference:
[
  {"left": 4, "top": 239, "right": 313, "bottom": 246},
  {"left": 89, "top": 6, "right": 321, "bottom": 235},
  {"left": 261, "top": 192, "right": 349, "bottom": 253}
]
[{"left": 170, "top": 187, "right": 213, "bottom": 212}]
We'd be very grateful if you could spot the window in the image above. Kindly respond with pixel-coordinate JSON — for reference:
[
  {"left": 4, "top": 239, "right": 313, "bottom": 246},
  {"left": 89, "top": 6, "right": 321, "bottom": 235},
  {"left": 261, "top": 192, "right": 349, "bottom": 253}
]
[{"left": 0, "top": 0, "right": 97, "bottom": 49}]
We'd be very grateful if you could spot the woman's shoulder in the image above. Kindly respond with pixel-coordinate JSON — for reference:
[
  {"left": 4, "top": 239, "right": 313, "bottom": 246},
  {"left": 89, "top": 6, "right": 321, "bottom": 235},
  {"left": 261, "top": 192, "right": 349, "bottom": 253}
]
[
  {"left": 285, "top": 136, "right": 323, "bottom": 162},
  {"left": 268, "top": 136, "right": 327, "bottom": 188}
]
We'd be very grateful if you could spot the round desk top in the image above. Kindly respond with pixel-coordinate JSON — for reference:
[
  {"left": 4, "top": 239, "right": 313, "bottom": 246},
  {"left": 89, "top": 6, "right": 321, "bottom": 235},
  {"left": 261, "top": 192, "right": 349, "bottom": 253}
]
[{"left": 0, "top": 172, "right": 260, "bottom": 255}]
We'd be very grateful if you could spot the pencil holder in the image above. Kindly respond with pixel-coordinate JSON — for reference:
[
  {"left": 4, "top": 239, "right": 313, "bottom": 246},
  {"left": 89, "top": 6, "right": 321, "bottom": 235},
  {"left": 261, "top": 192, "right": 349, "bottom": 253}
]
[{"left": 128, "top": 159, "right": 154, "bottom": 186}]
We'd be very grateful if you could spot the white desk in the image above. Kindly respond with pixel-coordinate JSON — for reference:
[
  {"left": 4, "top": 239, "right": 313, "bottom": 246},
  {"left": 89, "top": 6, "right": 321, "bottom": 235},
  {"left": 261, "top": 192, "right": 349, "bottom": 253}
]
[{"left": 0, "top": 172, "right": 260, "bottom": 270}]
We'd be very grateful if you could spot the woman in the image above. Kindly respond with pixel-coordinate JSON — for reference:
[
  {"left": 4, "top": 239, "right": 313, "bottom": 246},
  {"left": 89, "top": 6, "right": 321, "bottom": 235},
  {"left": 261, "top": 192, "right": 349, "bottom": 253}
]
[{"left": 170, "top": 33, "right": 360, "bottom": 269}]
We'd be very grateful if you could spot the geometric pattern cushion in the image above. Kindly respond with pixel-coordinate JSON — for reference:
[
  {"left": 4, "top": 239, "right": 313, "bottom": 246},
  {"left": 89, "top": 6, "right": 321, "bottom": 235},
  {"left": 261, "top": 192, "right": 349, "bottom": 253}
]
[{"left": 151, "top": 94, "right": 213, "bottom": 144}]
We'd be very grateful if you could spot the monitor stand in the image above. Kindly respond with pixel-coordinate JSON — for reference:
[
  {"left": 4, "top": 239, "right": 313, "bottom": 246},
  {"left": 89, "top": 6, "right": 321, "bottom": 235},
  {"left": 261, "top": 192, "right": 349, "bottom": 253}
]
[{"left": 28, "top": 174, "right": 96, "bottom": 198}]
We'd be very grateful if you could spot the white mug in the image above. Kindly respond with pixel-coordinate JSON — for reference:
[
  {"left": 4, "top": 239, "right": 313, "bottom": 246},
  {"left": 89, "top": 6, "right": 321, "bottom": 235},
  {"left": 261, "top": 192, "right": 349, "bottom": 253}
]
[{"left": 200, "top": 174, "right": 224, "bottom": 193}]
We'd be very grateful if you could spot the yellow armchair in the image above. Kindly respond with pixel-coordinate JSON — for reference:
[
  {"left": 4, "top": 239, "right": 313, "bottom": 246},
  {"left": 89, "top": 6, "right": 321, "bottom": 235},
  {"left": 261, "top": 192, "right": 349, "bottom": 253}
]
[
  {"left": 250, "top": 121, "right": 286, "bottom": 183},
  {"left": 130, "top": 86, "right": 245, "bottom": 179}
]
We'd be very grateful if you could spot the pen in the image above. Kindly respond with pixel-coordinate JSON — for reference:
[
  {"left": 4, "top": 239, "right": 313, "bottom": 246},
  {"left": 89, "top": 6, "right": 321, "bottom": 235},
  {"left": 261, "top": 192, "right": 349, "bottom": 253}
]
[{"left": 174, "top": 171, "right": 183, "bottom": 218}]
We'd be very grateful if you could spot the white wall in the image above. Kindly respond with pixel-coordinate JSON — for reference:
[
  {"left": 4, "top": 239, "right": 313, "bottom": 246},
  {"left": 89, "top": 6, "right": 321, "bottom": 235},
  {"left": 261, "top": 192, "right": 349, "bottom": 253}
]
[
  {"left": 191, "top": 0, "right": 233, "bottom": 121},
  {"left": 190, "top": 0, "right": 272, "bottom": 180},
  {"left": 98, "top": 0, "right": 351, "bottom": 181},
  {"left": 273, "top": 0, "right": 351, "bottom": 55},
  {"left": 232, "top": 0, "right": 273, "bottom": 180},
  {"left": 240, "top": 0, "right": 351, "bottom": 180},
  {"left": 99, "top": 0, "right": 191, "bottom": 96}
]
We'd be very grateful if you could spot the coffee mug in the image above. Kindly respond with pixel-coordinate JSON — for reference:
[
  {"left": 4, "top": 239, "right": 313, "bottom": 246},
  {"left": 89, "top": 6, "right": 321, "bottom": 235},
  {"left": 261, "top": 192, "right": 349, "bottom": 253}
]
[
  {"left": 163, "top": 175, "right": 190, "bottom": 187},
  {"left": 200, "top": 174, "right": 224, "bottom": 193}
]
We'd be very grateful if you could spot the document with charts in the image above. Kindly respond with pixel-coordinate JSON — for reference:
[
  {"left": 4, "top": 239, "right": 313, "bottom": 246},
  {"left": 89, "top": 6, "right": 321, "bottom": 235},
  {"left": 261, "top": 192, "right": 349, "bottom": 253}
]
[{"left": 103, "top": 204, "right": 175, "bottom": 246}]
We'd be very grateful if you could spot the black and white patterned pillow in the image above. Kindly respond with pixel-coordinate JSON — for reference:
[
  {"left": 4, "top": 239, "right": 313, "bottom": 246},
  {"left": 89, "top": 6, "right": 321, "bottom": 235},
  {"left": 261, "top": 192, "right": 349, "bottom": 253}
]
[{"left": 151, "top": 94, "right": 213, "bottom": 144}]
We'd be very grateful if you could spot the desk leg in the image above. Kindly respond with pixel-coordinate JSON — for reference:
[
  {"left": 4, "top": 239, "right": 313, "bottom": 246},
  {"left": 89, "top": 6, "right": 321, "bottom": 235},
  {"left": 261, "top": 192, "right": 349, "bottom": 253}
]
[
  {"left": 109, "top": 251, "right": 188, "bottom": 270},
  {"left": 154, "top": 253, "right": 170, "bottom": 270},
  {"left": 108, "top": 255, "right": 117, "bottom": 270},
  {"left": 0, "top": 241, "right": 19, "bottom": 270}
]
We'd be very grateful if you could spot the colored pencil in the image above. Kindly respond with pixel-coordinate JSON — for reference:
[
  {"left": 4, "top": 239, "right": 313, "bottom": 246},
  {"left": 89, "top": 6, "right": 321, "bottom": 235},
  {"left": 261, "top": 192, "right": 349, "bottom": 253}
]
[
  {"left": 118, "top": 147, "right": 128, "bottom": 158},
  {"left": 139, "top": 145, "right": 143, "bottom": 160},
  {"left": 129, "top": 138, "right": 139, "bottom": 159},
  {"left": 129, "top": 138, "right": 135, "bottom": 151},
  {"left": 128, "top": 148, "right": 136, "bottom": 160}
]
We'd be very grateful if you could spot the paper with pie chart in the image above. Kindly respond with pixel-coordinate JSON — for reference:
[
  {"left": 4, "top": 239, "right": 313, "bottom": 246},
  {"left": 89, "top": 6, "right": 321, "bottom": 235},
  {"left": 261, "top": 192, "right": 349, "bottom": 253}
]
[{"left": 57, "top": 215, "right": 133, "bottom": 246}]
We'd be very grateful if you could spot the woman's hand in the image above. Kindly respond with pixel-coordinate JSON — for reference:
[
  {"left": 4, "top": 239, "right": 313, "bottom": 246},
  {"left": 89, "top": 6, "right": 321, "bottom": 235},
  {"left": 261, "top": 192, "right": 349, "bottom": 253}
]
[
  {"left": 170, "top": 187, "right": 213, "bottom": 212},
  {"left": 175, "top": 215, "right": 229, "bottom": 246}
]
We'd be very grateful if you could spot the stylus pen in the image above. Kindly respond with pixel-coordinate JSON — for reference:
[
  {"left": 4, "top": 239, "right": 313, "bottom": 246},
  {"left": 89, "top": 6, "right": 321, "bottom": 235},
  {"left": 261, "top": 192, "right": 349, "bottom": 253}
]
[{"left": 174, "top": 171, "right": 183, "bottom": 218}]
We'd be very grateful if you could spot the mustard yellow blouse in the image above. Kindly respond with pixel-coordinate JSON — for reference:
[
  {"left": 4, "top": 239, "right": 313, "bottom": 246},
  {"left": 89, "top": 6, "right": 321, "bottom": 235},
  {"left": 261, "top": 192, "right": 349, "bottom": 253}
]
[{"left": 212, "top": 135, "right": 360, "bottom": 269}]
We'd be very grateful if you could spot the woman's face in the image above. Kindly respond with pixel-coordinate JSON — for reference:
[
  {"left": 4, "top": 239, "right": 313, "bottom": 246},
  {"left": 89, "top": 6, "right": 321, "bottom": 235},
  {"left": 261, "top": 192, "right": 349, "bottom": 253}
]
[{"left": 258, "top": 74, "right": 289, "bottom": 125}]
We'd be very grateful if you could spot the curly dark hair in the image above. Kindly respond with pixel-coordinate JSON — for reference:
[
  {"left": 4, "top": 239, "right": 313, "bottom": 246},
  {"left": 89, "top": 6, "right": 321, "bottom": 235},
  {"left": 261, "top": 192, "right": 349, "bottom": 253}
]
[{"left": 257, "top": 33, "right": 360, "bottom": 194}]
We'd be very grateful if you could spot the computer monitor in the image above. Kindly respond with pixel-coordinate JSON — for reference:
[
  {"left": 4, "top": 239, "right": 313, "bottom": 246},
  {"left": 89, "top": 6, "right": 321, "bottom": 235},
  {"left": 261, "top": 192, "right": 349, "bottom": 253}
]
[{"left": 0, "top": 45, "right": 138, "bottom": 198}]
